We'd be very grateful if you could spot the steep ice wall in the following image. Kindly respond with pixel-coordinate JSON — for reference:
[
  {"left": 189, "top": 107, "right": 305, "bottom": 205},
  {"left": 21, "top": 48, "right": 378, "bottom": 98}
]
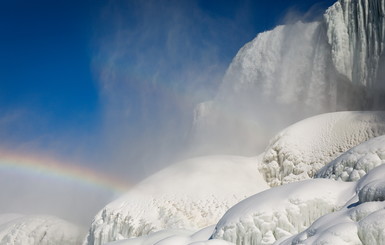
[
  {"left": 191, "top": 21, "right": 335, "bottom": 155},
  {"left": 191, "top": 0, "right": 385, "bottom": 156},
  {"left": 325, "top": 0, "right": 385, "bottom": 89}
]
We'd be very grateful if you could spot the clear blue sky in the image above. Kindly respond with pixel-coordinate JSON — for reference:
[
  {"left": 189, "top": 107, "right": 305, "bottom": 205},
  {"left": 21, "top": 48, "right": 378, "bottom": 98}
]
[{"left": 0, "top": 0, "right": 336, "bottom": 177}]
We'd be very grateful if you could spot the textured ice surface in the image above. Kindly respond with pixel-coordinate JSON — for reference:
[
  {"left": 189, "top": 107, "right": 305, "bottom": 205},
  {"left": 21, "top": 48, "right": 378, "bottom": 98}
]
[
  {"left": 192, "top": 0, "right": 385, "bottom": 157},
  {"left": 105, "top": 226, "right": 235, "bottom": 245},
  {"left": 325, "top": 0, "right": 385, "bottom": 88},
  {"left": 278, "top": 164, "right": 385, "bottom": 245},
  {"left": 0, "top": 214, "right": 86, "bottom": 245},
  {"left": 210, "top": 179, "right": 355, "bottom": 245},
  {"left": 191, "top": 20, "right": 335, "bottom": 156},
  {"left": 85, "top": 156, "right": 268, "bottom": 245},
  {"left": 259, "top": 111, "right": 385, "bottom": 186},
  {"left": 317, "top": 135, "right": 385, "bottom": 181}
]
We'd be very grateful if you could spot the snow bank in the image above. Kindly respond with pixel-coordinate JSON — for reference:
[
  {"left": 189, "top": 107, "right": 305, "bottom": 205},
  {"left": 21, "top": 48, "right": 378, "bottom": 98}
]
[
  {"left": 278, "top": 164, "right": 385, "bottom": 245},
  {"left": 317, "top": 135, "right": 385, "bottom": 181},
  {"left": 0, "top": 214, "right": 86, "bottom": 245},
  {"left": 259, "top": 111, "right": 385, "bottom": 186},
  {"left": 85, "top": 156, "right": 268, "bottom": 245},
  {"left": 210, "top": 179, "right": 355, "bottom": 245},
  {"left": 105, "top": 226, "right": 235, "bottom": 245}
]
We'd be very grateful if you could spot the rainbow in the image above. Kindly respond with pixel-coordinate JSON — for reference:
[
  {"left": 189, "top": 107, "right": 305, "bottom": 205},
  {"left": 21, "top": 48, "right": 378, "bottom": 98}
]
[{"left": 0, "top": 151, "right": 132, "bottom": 194}]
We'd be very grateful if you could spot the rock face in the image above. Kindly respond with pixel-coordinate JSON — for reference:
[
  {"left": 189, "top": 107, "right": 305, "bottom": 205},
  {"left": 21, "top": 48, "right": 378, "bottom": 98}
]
[
  {"left": 0, "top": 214, "right": 86, "bottom": 245},
  {"left": 85, "top": 156, "right": 269, "bottom": 245},
  {"left": 191, "top": 0, "right": 385, "bottom": 156}
]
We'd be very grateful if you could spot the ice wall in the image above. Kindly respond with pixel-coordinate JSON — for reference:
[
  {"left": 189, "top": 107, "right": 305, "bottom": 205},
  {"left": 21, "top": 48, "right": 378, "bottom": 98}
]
[{"left": 191, "top": 0, "right": 385, "bottom": 156}]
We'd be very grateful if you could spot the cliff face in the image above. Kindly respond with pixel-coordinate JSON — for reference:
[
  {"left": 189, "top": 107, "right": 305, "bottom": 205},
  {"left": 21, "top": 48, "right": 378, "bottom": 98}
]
[{"left": 191, "top": 0, "right": 385, "bottom": 156}]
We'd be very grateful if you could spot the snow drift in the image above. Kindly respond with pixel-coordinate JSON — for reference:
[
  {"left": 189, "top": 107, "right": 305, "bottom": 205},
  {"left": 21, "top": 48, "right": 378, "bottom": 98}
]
[
  {"left": 0, "top": 214, "right": 86, "bottom": 245},
  {"left": 85, "top": 156, "right": 268, "bottom": 245},
  {"left": 316, "top": 134, "right": 385, "bottom": 181},
  {"left": 259, "top": 111, "right": 385, "bottom": 186}
]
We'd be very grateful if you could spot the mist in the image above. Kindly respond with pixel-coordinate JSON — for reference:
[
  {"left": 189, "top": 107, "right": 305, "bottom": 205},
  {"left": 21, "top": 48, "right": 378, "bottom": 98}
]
[
  {"left": 92, "top": 0, "right": 263, "bottom": 180},
  {"left": 0, "top": 0, "right": 341, "bottom": 230}
]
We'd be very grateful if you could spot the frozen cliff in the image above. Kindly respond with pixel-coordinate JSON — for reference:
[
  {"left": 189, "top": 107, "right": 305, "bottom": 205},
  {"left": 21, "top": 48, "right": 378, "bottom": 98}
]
[{"left": 192, "top": 0, "right": 385, "bottom": 156}]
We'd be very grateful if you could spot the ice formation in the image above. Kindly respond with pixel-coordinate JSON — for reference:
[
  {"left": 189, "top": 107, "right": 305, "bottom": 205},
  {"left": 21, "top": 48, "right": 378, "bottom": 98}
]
[
  {"left": 210, "top": 179, "right": 355, "bottom": 245},
  {"left": 316, "top": 135, "right": 385, "bottom": 181},
  {"left": 192, "top": 0, "right": 385, "bottom": 156},
  {"left": 277, "top": 164, "right": 385, "bottom": 245},
  {"left": 85, "top": 156, "right": 268, "bottom": 245},
  {"left": 259, "top": 111, "right": 385, "bottom": 186},
  {"left": 0, "top": 214, "right": 86, "bottom": 245},
  {"left": 105, "top": 226, "right": 235, "bottom": 245}
]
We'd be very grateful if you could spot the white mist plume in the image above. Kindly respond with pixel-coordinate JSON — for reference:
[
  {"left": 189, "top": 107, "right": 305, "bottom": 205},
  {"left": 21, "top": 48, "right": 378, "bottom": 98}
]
[{"left": 92, "top": 0, "right": 257, "bottom": 180}]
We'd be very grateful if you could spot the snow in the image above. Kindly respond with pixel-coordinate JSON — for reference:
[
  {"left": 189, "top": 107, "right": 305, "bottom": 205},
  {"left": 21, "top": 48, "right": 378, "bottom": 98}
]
[
  {"left": 277, "top": 164, "right": 385, "bottom": 245},
  {"left": 0, "top": 214, "right": 86, "bottom": 245},
  {"left": 259, "top": 111, "right": 385, "bottom": 186},
  {"left": 104, "top": 226, "right": 235, "bottom": 245},
  {"left": 210, "top": 179, "right": 355, "bottom": 245},
  {"left": 316, "top": 135, "right": 385, "bottom": 181},
  {"left": 85, "top": 155, "right": 269, "bottom": 245}
]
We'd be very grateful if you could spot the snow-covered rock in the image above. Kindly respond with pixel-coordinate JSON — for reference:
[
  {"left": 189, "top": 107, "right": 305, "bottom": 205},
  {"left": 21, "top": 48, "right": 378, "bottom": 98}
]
[
  {"left": 210, "top": 179, "right": 355, "bottom": 245},
  {"left": 316, "top": 135, "right": 385, "bottom": 181},
  {"left": 259, "top": 111, "right": 385, "bottom": 186},
  {"left": 0, "top": 214, "right": 86, "bottom": 245},
  {"left": 278, "top": 164, "right": 385, "bottom": 245},
  {"left": 85, "top": 156, "right": 269, "bottom": 245}
]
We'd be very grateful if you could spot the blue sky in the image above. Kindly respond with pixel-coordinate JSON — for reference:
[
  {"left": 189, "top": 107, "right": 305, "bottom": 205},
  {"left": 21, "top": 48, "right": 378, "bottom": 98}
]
[{"left": 0, "top": 0, "right": 336, "bottom": 178}]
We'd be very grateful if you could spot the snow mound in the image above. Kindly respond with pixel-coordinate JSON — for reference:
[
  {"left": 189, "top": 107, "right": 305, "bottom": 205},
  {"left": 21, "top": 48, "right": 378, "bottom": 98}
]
[
  {"left": 210, "top": 179, "right": 355, "bottom": 245},
  {"left": 0, "top": 214, "right": 86, "bottom": 245},
  {"left": 278, "top": 164, "right": 385, "bottom": 245},
  {"left": 316, "top": 135, "right": 385, "bottom": 181},
  {"left": 259, "top": 111, "right": 385, "bottom": 186},
  {"left": 85, "top": 155, "right": 269, "bottom": 245},
  {"left": 105, "top": 226, "right": 235, "bottom": 245}
]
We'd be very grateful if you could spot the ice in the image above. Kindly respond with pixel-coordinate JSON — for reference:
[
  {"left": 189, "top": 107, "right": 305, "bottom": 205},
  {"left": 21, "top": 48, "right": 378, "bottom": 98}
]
[
  {"left": 210, "top": 179, "right": 355, "bottom": 245},
  {"left": 0, "top": 214, "right": 86, "bottom": 245},
  {"left": 317, "top": 135, "right": 385, "bottom": 181},
  {"left": 85, "top": 156, "right": 268, "bottom": 245},
  {"left": 104, "top": 226, "right": 235, "bottom": 245},
  {"left": 277, "top": 164, "right": 385, "bottom": 245},
  {"left": 259, "top": 111, "right": 385, "bottom": 186}
]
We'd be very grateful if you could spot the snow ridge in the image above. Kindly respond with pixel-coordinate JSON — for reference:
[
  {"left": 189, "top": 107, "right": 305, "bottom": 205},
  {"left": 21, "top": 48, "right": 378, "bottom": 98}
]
[{"left": 259, "top": 111, "right": 385, "bottom": 186}]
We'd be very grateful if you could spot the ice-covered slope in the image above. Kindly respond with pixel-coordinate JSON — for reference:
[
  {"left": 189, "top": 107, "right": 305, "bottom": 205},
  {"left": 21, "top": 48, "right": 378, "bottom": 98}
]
[
  {"left": 278, "top": 164, "right": 385, "bottom": 245},
  {"left": 85, "top": 155, "right": 269, "bottom": 245},
  {"left": 105, "top": 226, "right": 234, "bottom": 245},
  {"left": 259, "top": 111, "right": 385, "bottom": 186},
  {"left": 317, "top": 135, "right": 385, "bottom": 181},
  {"left": 191, "top": 0, "right": 385, "bottom": 156},
  {"left": 210, "top": 179, "right": 355, "bottom": 245},
  {"left": 0, "top": 214, "right": 86, "bottom": 245}
]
